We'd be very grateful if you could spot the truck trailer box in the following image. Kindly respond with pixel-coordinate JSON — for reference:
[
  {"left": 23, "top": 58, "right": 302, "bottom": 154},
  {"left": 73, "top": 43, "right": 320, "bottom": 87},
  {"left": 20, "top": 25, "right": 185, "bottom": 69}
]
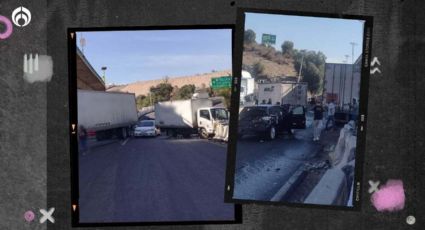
[
  {"left": 257, "top": 82, "right": 307, "bottom": 106},
  {"left": 155, "top": 99, "right": 213, "bottom": 129},
  {"left": 78, "top": 90, "right": 138, "bottom": 131},
  {"left": 324, "top": 63, "right": 360, "bottom": 108}
]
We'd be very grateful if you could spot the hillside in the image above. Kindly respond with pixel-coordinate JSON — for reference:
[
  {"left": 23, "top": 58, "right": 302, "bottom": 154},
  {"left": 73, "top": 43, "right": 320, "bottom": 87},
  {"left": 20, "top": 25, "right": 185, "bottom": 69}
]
[
  {"left": 243, "top": 42, "right": 298, "bottom": 78},
  {"left": 107, "top": 70, "right": 232, "bottom": 96}
]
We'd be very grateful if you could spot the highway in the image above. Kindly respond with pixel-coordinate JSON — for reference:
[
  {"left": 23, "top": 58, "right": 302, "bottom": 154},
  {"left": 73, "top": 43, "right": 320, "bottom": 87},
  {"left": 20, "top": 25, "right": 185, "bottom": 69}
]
[{"left": 78, "top": 135, "right": 234, "bottom": 223}]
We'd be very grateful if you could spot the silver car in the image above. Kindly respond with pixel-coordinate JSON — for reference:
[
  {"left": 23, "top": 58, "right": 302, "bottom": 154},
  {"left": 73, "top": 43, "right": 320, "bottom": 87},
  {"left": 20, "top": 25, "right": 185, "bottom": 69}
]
[{"left": 134, "top": 120, "right": 160, "bottom": 137}]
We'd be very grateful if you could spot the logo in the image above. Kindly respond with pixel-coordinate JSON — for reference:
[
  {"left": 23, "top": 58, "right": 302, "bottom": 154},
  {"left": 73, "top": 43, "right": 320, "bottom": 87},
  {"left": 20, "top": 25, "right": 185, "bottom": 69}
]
[
  {"left": 12, "top": 6, "right": 31, "bottom": 27},
  {"left": 23, "top": 53, "right": 54, "bottom": 83}
]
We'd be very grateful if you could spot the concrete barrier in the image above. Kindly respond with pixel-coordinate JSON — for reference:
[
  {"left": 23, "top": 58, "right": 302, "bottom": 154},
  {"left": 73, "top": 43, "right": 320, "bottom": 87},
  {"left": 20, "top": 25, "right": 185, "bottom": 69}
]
[{"left": 304, "top": 120, "right": 356, "bottom": 206}]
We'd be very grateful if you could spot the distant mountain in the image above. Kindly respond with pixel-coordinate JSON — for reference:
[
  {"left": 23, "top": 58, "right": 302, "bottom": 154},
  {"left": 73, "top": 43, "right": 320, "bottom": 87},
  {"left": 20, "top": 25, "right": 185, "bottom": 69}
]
[{"left": 107, "top": 70, "right": 232, "bottom": 96}]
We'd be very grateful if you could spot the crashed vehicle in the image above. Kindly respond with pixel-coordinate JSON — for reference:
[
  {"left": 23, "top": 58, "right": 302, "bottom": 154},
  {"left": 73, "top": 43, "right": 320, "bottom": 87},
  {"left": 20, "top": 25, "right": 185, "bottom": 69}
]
[{"left": 238, "top": 105, "right": 306, "bottom": 140}]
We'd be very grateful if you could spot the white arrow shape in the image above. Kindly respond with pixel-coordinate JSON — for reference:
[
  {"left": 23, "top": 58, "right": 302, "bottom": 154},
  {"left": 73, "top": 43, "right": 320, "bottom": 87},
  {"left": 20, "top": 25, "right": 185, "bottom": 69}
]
[
  {"left": 370, "top": 68, "right": 381, "bottom": 74},
  {"left": 371, "top": 57, "right": 381, "bottom": 66},
  {"left": 72, "top": 124, "right": 75, "bottom": 131}
]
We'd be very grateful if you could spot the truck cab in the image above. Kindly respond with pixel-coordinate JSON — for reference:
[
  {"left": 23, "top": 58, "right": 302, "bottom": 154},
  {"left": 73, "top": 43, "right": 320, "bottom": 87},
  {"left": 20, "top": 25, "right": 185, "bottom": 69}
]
[{"left": 197, "top": 107, "right": 229, "bottom": 139}]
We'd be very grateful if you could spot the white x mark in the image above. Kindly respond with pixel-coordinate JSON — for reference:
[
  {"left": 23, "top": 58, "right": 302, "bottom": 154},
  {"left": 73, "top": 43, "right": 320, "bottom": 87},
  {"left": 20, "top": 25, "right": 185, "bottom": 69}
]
[
  {"left": 39, "top": 207, "right": 55, "bottom": 223},
  {"left": 368, "top": 180, "right": 380, "bottom": 193}
]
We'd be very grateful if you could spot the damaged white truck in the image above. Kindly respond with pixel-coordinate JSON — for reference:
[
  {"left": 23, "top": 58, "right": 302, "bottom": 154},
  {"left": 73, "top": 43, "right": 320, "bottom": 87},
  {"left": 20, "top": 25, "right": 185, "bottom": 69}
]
[{"left": 155, "top": 97, "right": 229, "bottom": 141}]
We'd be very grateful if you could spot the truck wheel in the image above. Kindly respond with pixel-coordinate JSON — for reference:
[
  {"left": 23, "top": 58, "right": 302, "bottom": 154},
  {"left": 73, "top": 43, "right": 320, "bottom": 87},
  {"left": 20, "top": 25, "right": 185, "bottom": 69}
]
[
  {"left": 121, "top": 127, "right": 128, "bottom": 139},
  {"left": 199, "top": 128, "right": 209, "bottom": 139},
  {"left": 267, "top": 126, "right": 276, "bottom": 140}
]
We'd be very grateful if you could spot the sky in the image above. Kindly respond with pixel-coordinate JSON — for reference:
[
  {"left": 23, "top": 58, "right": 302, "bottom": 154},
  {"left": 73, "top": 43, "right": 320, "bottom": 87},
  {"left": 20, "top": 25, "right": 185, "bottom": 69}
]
[
  {"left": 245, "top": 13, "right": 365, "bottom": 64},
  {"left": 76, "top": 29, "right": 232, "bottom": 85}
]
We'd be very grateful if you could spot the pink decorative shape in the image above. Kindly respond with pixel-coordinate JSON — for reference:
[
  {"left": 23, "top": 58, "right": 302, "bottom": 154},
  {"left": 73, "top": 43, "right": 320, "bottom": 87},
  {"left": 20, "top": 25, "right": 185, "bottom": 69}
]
[
  {"left": 371, "top": 179, "right": 405, "bottom": 212},
  {"left": 24, "top": 210, "right": 35, "bottom": 222},
  {"left": 0, "top": 15, "right": 13, "bottom": 39}
]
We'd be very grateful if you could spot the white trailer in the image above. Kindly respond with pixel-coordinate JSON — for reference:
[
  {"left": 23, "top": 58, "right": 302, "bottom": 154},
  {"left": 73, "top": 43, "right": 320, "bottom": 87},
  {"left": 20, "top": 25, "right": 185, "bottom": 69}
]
[
  {"left": 257, "top": 82, "right": 308, "bottom": 106},
  {"left": 323, "top": 63, "right": 360, "bottom": 108},
  {"left": 240, "top": 71, "right": 255, "bottom": 105},
  {"left": 78, "top": 90, "right": 138, "bottom": 140},
  {"left": 323, "top": 61, "right": 361, "bottom": 124},
  {"left": 155, "top": 98, "right": 229, "bottom": 139}
]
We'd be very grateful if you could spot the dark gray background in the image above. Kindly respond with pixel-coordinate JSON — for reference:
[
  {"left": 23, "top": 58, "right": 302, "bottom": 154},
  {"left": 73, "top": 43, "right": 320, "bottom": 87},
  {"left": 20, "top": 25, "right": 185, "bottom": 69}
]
[{"left": 1, "top": 0, "right": 424, "bottom": 229}]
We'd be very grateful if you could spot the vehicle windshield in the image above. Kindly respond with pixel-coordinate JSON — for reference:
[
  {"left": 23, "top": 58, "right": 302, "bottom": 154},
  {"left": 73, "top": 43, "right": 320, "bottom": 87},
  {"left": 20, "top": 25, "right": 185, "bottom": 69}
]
[
  {"left": 211, "top": 108, "right": 229, "bottom": 120},
  {"left": 239, "top": 107, "right": 267, "bottom": 119},
  {"left": 138, "top": 121, "right": 154, "bottom": 127}
]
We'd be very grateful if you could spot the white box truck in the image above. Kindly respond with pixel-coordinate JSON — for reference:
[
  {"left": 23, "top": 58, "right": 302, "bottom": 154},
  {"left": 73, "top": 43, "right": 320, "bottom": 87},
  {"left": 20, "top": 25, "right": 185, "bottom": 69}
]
[
  {"left": 155, "top": 98, "right": 229, "bottom": 139},
  {"left": 78, "top": 90, "right": 138, "bottom": 140},
  {"left": 257, "top": 82, "right": 308, "bottom": 106}
]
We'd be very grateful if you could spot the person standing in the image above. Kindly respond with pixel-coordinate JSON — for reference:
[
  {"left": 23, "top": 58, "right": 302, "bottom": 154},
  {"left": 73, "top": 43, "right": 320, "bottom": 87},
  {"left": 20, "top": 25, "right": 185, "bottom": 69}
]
[
  {"left": 79, "top": 125, "right": 88, "bottom": 155},
  {"left": 312, "top": 101, "right": 324, "bottom": 141},
  {"left": 325, "top": 100, "right": 336, "bottom": 131},
  {"left": 350, "top": 98, "right": 359, "bottom": 122}
]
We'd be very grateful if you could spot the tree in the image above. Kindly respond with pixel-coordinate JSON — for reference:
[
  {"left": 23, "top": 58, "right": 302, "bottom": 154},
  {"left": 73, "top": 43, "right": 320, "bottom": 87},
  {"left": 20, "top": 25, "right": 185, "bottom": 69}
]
[
  {"left": 174, "top": 84, "right": 196, "bottom": 100},
  {"left": 244, "top": 29, "right": 256, "bottom": 44},
  {"left": 281, "top": 41, "right": 294, "bottom": 56},
  {"left": 251, "top": 61, "right": 265, "bottom": 79},
  {"left": 136, "top": 95, "right": 152, "bottom": 109},
  {"left": 293, "top": 49, "right": 326, "bottom": 94},
  {"left": 213, "top": 88, "right": 232, "bottom": 109},
  {"left": 150, "top": 82, "right": 173, "bottom": 102}
]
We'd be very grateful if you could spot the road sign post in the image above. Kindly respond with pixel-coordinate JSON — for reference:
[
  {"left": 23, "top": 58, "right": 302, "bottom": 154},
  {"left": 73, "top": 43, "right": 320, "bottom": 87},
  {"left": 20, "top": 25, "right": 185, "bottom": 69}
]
[
  {"left": 261, "top": 34, "right": 276, "bottom": 46},
  {"left": 211, "top": 76, "right": 232, "bottom": 89}
]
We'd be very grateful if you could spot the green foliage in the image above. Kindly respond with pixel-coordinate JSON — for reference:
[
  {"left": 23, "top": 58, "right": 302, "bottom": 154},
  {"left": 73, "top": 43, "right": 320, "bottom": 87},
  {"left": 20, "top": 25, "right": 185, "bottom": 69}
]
[
  {"left": 281, "top": 41, "right": 294, "bottom": 56},
  {"left": 293, "top": 49, "right": 326, "bottom": 94},
  {"left": 136, "top": 95, "right": 152, "bottom": 109},
  {"left": 251, "top": 62, "right": 265, "bottom": 79},
  {"left": 173, "top": 84, "right": 196, "bottom": 100},
  {"left": 244, "top": 29, "right": 256, "bottom": 44},
  {"left": 150, "top": 82, "right": 173, "bottom": 102},
  {"left": 213, "top": 88, "right": 232, "bottom": 109}
]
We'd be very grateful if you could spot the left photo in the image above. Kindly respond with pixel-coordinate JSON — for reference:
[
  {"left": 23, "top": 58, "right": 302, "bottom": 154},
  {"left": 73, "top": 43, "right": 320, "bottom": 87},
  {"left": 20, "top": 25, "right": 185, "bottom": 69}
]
[{"left": 70, "top": 27, "right": 238, "bottom": 225}]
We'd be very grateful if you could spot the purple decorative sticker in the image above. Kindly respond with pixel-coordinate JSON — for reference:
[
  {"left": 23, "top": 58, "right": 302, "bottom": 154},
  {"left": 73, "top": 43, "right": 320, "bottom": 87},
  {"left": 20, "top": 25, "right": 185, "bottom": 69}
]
[
  {"left": 24, "top": 210, "right": 35, "bottom": 222},
  {"left": 371, "top": 179, "right": 405, "bottom": 212},
  {"left": 0, "top": 15, "right": 13, "bottom": 40}
]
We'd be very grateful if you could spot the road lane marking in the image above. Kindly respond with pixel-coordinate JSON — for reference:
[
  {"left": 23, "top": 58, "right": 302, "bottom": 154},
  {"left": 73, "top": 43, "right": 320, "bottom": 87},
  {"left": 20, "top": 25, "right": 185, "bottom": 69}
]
[
  {"left": 121, "top": 137, "right": 130, "bottom": 146},
  {"left": 200, "top": 139, "right": 227, "bottom": 148}
]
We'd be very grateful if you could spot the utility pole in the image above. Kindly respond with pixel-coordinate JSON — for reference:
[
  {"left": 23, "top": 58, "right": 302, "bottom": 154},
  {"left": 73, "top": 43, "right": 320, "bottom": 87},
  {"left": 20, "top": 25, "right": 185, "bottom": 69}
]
[
  {"left": 298, "top": 54, "right": 304, "bottom": 83},
  {"left": 80, "top": 33, "right": 86, "bottom": 54},
  {"left": 349, "top": 42, "right": 357, "bottom": 64},
  {"left": 349, "top": 42, "right": 357, "bottom": 103},
  {"left": 344, "top": 55, "right": 350, "bottom": 64},
  {"left": 101, "top": 66, "right": 107, "bottom": 86}
]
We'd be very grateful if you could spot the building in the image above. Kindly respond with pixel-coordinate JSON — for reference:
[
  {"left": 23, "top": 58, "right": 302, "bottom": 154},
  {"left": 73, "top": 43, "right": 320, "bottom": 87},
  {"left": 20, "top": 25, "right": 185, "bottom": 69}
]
[{"left": 76, "top": 47, "right": 105, "bottom": 91}]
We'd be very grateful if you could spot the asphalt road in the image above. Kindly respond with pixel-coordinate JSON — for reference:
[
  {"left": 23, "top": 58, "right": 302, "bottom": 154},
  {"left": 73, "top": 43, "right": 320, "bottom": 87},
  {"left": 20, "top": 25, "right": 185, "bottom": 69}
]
[
  {"left": 232, "top": 112, "right": 324, "bottom": 201},
  {"left": 78, "top": 136, "right": 234, "bottom": 223}
]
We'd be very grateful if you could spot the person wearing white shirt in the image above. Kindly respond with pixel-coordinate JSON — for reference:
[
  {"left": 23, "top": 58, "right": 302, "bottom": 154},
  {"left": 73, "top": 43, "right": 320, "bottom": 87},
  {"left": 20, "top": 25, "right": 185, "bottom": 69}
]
[{"left": 325, "top": 100, "right": 336, "bottom": 131}]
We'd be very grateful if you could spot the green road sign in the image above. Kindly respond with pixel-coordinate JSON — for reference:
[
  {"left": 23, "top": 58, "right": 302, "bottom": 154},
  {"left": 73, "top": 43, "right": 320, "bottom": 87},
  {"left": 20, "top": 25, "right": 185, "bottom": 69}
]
[
  {"left": 211, "top": 76, "right": 232, "bottom": 89},
  {"left": 261, "top": 33, "right": 276, "bottom": 45}
]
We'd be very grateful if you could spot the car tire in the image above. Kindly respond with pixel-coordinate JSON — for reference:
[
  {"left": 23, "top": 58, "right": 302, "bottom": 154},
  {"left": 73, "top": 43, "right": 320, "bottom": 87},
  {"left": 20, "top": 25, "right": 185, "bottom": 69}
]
[{"left": 267, "top": 126, "right": 276, "bottom": 140}]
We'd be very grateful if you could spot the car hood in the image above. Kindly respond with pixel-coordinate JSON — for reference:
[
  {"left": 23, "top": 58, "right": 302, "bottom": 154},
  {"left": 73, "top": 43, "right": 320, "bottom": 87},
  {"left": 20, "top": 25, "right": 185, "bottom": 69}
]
[{"left": 135, "top": 127, "right": 155, "bottom": 131}]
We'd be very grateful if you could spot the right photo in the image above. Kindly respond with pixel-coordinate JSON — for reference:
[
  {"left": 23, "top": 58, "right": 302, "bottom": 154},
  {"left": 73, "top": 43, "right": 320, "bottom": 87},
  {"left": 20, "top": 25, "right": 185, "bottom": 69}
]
[{"left": 230, "top": 10, "right": 371, "bottom": 208}]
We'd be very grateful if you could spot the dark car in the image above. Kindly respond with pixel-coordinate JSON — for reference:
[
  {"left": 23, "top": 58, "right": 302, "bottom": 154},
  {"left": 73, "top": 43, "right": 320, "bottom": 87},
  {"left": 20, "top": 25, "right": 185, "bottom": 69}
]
[{"left": 238, "top": 105, "right": 306, "bottom": 140}]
